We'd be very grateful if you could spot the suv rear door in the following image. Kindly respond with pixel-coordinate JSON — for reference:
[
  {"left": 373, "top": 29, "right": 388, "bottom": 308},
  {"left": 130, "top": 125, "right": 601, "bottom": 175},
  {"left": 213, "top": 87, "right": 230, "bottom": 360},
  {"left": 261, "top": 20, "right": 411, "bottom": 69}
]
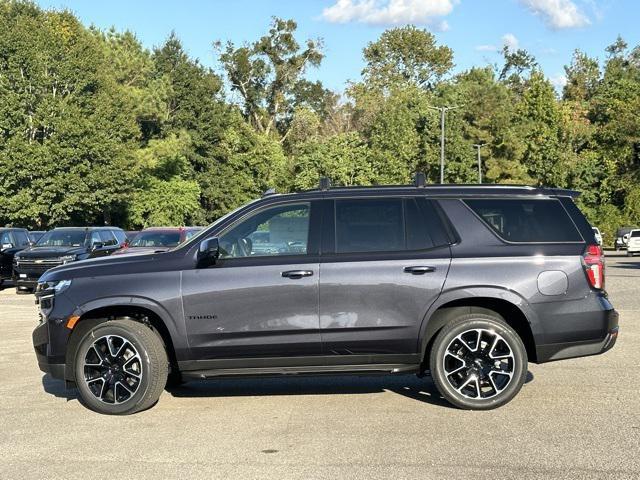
[{"left": 318, "top": 196, "right": 451, "bottom": 362}]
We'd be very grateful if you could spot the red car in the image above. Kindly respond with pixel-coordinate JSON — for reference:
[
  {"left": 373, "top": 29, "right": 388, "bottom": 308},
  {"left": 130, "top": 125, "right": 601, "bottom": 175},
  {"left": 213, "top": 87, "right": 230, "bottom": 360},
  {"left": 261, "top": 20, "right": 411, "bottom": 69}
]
[{"left": 113, "top": 227, "right": 203, "bottom": 256}]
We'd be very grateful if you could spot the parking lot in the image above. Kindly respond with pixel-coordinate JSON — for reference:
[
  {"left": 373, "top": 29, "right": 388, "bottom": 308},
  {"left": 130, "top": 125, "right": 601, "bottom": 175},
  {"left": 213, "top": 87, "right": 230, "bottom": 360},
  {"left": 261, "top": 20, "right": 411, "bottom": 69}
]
[{"left": 0, "top": 252, "right": 638, "bottom": 480}]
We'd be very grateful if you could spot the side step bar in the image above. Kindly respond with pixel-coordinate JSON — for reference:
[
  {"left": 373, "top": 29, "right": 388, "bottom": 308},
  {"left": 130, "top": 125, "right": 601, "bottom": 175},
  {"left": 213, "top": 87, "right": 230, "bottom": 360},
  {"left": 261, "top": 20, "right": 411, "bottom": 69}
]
[{"left": 182, "top": 363, "right": 420, "bottom": 380}]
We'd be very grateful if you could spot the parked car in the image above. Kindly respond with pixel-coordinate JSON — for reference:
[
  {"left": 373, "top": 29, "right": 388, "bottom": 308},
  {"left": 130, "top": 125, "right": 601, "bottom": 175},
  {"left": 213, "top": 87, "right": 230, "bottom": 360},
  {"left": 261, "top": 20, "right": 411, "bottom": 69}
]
[
  {"left": 592, "top": 227, "right": 603, "bottom": 246},
  {"left": 0, "top": 227, "right": 31, "bottom": 288},
  {"left": 124, "top": 231, "right": 140, "bottom": 247},
  {"left": 28, "top": 231, "right": 46, "bottom": 244},
  {"left": 112, "top": 226, "right": 203, "bottom": 256},
  {"left": 14, "top": 226, "right": 126, "bottom": 292},
  {"left": 626, "top": 229, "right": 640, "bottom": 256},
  {"left": 615, "top": 226, "right": 638, "bottom": 250},
  {"left": 33, "top": 179, "right": 617, "bottom": 414}
]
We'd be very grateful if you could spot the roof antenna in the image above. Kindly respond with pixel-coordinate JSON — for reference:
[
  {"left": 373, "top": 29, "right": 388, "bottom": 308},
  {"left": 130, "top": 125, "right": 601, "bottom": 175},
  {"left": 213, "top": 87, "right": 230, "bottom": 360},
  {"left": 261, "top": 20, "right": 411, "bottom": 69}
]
[
  {"left": 414, "top": 172, "right": 426, "bottom": 188},
  {"left": 319, "top": 177, "right": 331, "bottom": 191}
]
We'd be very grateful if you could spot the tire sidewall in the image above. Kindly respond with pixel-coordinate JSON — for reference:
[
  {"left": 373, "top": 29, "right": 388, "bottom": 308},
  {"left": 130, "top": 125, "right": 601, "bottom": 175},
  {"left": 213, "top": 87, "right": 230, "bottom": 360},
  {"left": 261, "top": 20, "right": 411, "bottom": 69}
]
[
  {"left": 74, "top": 322, "right": 156, "bottom": 415},
  {"left": 431, "top": 315, "right": 528, "bottom": 410}
]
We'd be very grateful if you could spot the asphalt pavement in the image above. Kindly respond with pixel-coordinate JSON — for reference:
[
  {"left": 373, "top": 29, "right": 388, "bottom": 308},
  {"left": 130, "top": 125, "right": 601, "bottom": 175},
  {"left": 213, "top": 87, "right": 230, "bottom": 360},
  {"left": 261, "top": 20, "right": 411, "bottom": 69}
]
[{"left": 1, "top": 252, "right": 638, "bottom": 479}]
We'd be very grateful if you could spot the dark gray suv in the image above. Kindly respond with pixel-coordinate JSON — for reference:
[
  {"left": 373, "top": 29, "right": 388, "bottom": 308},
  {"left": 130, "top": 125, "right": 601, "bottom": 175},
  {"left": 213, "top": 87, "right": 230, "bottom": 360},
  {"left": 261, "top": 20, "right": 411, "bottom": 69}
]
[{"left": 32, "top": 180, "right": 618, "bottom": 414}]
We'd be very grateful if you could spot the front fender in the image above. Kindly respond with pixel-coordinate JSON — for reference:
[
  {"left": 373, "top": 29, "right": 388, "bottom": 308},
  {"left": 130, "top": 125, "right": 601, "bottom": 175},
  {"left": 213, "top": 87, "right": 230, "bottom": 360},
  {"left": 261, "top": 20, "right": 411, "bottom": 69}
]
[{"left": 72, "top": 295, "right": 185, "bottom": 347}]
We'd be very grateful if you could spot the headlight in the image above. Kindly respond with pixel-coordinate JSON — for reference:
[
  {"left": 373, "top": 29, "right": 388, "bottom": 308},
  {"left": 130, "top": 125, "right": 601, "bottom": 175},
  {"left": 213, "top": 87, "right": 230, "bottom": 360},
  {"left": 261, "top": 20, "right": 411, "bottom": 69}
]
[
  {"left": 39, "top": 279, "right": 72, "bottom": 295},
  {"left": 59, "top": 255, "right": 76, "bottom": 264}
]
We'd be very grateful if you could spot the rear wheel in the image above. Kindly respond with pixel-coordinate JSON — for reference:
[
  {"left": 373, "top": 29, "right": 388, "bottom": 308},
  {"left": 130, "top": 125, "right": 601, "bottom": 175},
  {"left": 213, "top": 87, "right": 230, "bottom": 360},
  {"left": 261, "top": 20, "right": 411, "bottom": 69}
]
[
  {"left": 73, "top": 319, "right": 168, "bottom": 415},
  {"left": 430, "top": 313, "right": 527, "bottom": 410}
]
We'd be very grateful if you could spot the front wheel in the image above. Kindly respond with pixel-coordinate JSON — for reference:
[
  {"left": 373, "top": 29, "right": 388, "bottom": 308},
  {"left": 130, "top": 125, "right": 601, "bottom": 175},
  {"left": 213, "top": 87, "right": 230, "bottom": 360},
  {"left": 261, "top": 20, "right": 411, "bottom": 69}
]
[
  {"left": 73, "top": 319, "right": 168, "bottom": 415},
  {"left": 429, "top": 313, "right": 528, "bottom": 410}
]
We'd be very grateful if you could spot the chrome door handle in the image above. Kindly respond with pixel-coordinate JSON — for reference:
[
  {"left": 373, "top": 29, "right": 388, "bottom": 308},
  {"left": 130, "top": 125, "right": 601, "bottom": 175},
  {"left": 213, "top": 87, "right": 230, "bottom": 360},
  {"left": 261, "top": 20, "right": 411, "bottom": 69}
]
[
  {"left": 281, "top": 270, "right": 314, "bottom": 279},
  {"left": 403, "top": 266, "right": 436, "bottom": 274}
]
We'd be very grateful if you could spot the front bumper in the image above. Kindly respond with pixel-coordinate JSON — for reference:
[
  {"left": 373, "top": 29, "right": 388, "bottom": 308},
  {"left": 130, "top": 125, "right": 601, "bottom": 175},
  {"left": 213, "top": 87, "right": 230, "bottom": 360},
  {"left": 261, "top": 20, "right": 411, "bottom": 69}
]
[
  {"left": 32, "top": 290, "right": 78, "bottom": 381},
  {"left": 536, "top": 309, "right": 619, "bottom": 363},
  {"left": 13, "top": 269, "right": 41, "bottom": 289},
  {"left": 32, "top": 319, "right": 66, "bottom": 380}
]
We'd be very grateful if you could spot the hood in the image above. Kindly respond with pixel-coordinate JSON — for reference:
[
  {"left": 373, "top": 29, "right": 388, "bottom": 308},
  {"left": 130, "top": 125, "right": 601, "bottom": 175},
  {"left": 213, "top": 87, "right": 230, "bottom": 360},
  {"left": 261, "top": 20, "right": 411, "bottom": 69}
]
[
  {"left": 39, "top": 249, "right": 183, "bottom": 283},
  {"left": 112, "top": 246, "right": 171, "bottom": 256},
  {"left": 16, "top": 246, "right": 88, "bottom": 259}
]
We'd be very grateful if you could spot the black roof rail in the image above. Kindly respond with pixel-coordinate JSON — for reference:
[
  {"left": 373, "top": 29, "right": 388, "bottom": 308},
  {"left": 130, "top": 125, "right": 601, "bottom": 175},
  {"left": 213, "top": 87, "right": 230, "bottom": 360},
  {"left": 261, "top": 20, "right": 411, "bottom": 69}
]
[{"left": 319, "top": 177, "right": 331, "bottom": 191}]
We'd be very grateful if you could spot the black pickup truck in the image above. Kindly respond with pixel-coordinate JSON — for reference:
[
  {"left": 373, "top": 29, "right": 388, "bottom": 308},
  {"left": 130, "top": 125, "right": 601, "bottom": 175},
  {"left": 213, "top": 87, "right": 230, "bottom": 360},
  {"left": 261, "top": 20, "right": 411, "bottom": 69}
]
[{"left": 0, "top": 228, "right": 31, "bottom": 288}]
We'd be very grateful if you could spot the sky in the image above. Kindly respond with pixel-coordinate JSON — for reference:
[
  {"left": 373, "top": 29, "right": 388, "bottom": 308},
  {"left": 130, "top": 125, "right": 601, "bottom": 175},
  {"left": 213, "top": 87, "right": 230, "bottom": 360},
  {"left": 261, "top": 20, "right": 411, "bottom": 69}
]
[{"left": 35, "top": 0, "right": 639, "bottom": 93}]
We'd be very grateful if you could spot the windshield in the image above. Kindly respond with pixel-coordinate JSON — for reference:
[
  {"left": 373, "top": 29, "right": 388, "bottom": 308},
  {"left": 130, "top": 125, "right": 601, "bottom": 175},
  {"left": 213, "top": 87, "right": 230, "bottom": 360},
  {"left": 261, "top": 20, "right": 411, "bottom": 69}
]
[
  {"left": 172, "top": 198, "right": 263, "bottom": 251},
  {"left": 130, "top": 231, "right": 181, "bottom": 248},
  {"left": 36, "top": 230, "right": 87, "bottom": 247}
]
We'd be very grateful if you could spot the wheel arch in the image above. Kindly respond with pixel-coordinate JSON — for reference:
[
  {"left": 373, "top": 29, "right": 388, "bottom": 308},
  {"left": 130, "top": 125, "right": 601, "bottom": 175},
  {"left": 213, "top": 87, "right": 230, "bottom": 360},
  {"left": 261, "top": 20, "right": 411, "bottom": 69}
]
[
  {"left": 420, "top": 289, "right": 539, "bottom": 369},
  {"left": 64, "top": 298, "right": 181, "bottom": 383}
]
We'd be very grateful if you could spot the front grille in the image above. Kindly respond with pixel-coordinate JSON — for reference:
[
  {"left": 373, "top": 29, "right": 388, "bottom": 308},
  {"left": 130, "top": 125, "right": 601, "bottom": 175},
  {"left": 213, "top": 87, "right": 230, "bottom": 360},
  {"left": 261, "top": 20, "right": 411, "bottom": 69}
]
[{"left": 14, "top": 259, "right": 63, "bottom": 274}]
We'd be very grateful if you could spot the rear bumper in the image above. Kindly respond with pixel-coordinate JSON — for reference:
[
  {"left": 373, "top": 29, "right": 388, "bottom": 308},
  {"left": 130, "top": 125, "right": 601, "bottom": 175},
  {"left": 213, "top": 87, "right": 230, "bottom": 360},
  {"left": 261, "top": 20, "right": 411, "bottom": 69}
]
[{"left": 536, "top": 309, "right": 619, "bottom": 363}]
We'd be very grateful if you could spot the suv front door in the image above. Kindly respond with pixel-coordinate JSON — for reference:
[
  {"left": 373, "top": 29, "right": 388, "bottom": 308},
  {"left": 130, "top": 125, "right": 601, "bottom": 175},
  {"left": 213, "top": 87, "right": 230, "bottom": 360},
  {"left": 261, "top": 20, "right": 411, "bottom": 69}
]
[
  {"left": 181, "top": 201, "right": 322, "bottom": 363},
  {"left": 319, "top": 197, "right": 451, "bottom": 362}
]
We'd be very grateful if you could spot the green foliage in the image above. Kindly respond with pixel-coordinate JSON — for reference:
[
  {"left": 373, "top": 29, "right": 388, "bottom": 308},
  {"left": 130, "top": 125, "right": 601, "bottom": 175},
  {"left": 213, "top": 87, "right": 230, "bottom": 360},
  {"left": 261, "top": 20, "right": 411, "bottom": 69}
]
[
  {"left": 0, "top": 1, "right": 138, "bottom": 228},
  {"left": 216, "top": 17, "right": 324, "bottom": 138},
  {"left": 361, "top": 25, "right": 453, "bottom": 89},
  {"left": 292, "top": 132, "right": 374, "bottom": 189},
  {"left": 128, "top": 178, "right": 201, "bottom": 227},
  {"left": 0, "top": 1, "right": 639, "bottom": 238}
]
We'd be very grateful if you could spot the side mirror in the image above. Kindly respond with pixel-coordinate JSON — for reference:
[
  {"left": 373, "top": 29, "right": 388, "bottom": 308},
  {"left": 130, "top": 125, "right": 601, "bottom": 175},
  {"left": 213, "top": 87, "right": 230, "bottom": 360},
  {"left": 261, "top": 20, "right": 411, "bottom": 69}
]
[
  {"left": 1, "top": 243, "right": 13, "bottom": 250},
  {"left": 91, "top": 241, "right": 104, "bottom": 251},
  {"left": 199, "top": 237, "right": 220, "bottom": 261}
]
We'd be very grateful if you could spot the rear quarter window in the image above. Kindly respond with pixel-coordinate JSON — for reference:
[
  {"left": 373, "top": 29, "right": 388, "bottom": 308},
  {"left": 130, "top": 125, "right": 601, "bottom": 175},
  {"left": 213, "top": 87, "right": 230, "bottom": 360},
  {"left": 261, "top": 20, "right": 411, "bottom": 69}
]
[{"left": 464, "top": 199, "right": 583, "bottom": 243}]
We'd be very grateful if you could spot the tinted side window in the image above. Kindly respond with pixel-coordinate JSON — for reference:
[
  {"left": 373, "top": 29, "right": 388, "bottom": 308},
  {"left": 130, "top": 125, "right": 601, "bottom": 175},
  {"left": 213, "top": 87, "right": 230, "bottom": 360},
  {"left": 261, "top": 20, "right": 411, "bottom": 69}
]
[
  {"left": 335, "top": 198, "right": 435, "bottom": 253},
  {"left": 99, "top": 231, "right": 117, "bottom": 246},
  {"left": 405, "top": 199, "right": 434, "bottom": 250},
  {"left": 184, "top": 229, "right": 200, "bottom": 241},
  {"left": 464, "top": 199, "right": 583, "bottom": 243},
  {"left": 0, "top": 231, "right": 12, "bottom": 245},
  {"left": 89, "top": 231, "right": 101, "bottom": 245},
  {"left": 112, "top": 230, "right": 127, "bottom": 245},
  {"left": 219, "top": 203, "right": 310, "bottom": 258},
  {"left": 14, "top": 230, "right": 30, "bottom": 246}
]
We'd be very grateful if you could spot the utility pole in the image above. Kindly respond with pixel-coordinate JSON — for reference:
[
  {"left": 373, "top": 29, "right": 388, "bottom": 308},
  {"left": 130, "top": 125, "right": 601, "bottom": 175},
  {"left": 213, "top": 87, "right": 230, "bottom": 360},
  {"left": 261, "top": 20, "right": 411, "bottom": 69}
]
[
  {"left": 473, "top": 143, "right": 487, "bottom": 183},
  {"left": 429, "top": 105, "right": 460, "bottom": 184}
]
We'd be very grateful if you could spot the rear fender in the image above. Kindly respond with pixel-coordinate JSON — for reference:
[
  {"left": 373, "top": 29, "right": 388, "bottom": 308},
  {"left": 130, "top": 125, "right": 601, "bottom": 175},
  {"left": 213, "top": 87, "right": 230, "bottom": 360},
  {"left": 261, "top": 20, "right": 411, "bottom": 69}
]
[{"left": 418, "top": 286, "right": 540, "bottom": 358}]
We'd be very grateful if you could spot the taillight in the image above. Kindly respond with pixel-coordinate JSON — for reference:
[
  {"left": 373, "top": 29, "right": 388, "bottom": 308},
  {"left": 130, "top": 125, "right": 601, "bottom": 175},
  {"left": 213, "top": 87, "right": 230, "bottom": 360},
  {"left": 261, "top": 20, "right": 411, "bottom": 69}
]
[{"left": 583, "top": 244, "right": 604, "bottom": 289}]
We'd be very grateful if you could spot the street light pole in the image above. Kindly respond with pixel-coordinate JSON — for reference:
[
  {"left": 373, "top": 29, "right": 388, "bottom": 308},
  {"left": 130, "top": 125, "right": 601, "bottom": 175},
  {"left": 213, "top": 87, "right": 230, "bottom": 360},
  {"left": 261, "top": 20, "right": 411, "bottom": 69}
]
[
  {"left": 473, "top": 143, "right": 487, "bottom": 183},
  {"left": 429, "top": 105, "right": 459, "bottom": 184}
]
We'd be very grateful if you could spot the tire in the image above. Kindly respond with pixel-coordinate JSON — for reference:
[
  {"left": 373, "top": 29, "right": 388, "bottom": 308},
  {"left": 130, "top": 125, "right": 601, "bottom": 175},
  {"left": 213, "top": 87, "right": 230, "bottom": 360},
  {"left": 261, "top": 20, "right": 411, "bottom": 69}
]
[
  {"left": 73, "top": 319, "right": 168, "bottom": 415},
  {"left": 429, "top": 313, "right": 528, "bottom": 410}
]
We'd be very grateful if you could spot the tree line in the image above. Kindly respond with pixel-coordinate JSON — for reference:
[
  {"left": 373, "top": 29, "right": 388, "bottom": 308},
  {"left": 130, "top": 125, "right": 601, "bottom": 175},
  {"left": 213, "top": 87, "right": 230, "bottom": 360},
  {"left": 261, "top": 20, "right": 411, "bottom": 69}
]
[{"left": 1, "top": 1, "right": 639, "bottom": 244}]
